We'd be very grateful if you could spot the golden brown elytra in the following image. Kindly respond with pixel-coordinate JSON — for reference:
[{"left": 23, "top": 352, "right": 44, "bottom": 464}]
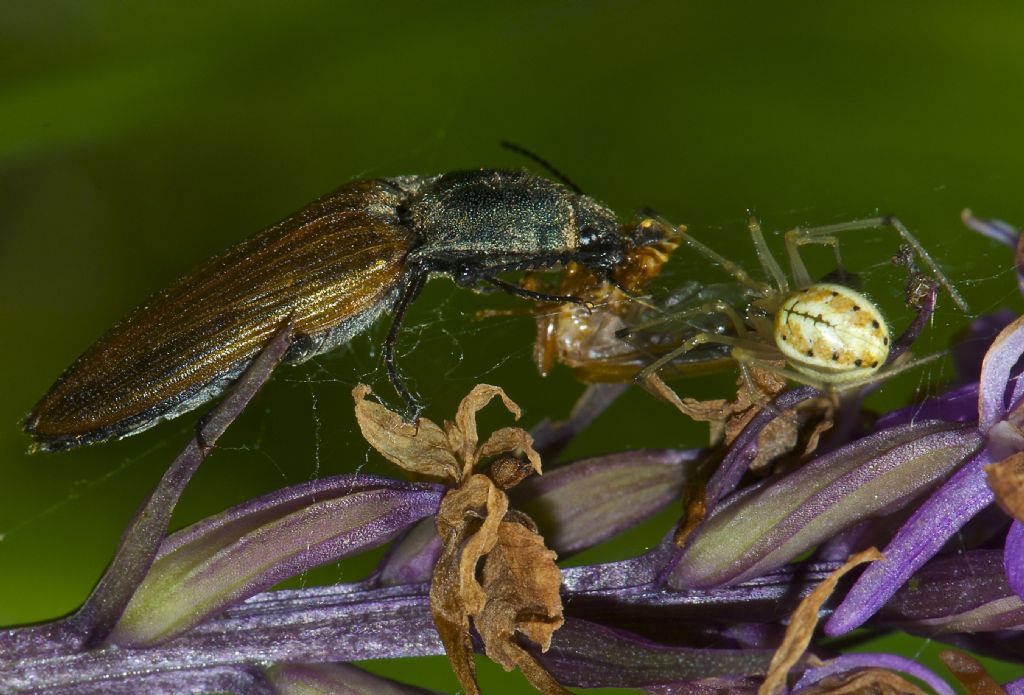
[{"left": 25, "top": 179, "right": 414, "bottom": 451}]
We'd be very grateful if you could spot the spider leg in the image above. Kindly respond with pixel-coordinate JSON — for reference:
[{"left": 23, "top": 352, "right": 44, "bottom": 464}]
[
  {"left": 740, "top": 350, "right": 945, "bottom": 396},
  {"left": 747, "top": 215, "right": 790, "bottom": 295},
  {"left": 635, "top": 327, "right": 779, "bottom": 387},
  {"left": 636, "top": 331, "right": 788, "bottom": 423},
  {"left": 637, "top": 332, "right": 734, "bottom": 387},
  {"left": 844, "top": 351, "right": 946, "bottom": 392},
  {"left": 883, "top": 216, "right": 969, "bottom": 312},
  {"left": 623, "top": 299, "right": 749, "bottom": 341},
  {"left": 673, "top": 223, "right": 773, "bottom": 296},
  {"left": 784, "top": 217, "right": 968, "bottom": 312},
  {"left": 783, "top": 227, "right": 843, "bottom": 289}
]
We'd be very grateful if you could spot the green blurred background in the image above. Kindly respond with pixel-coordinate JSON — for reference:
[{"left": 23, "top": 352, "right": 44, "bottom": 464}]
[{"left": 2, "top": 2, "right": 1023, "bottom": 692}]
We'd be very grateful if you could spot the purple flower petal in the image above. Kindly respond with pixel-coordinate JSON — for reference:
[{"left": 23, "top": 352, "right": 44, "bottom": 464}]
[
  {"left": 878, "top": 550, "right": 1024, "bottom": 633},
  {"left": 512, "top": 449, "right": 701, "bottom": 556},
  {"left": 962, "top": 209, "right": 1024, "bottom": 299},
  {"left": 828, "top": 315, "right": 1024, "bottom": 635},
  {"left": 266, "top": 662, "right": 439, "bottom": 694},
  {"left": 826, "top": 446, "right": 997, "bottom": 636},
  {"left": 1005, "top": 521, "right": 1024, "bottom": 602},
  {"left": 670, "top": 421, "right": 980, "bottom": 589},
  {"left": 26, "top": 665, "right": 276, "bottom": 695},
  {"left": 814, "top": 511, "right": 913, "bottom": 563},
  {"left": 657, "top": 388, "right": 819, "bottom": 585},
  {"left": 876, "top": 382, "right": 979, "bottom": 429},
  {"left": 373, "top": 517, "right": 441, "bottom": 587},
  {"left": 644, "top": 677, "right": 760, "bottom": 694},
  {"left": 951, "top": 310, "right": 1018, "bottom": 384},
  {"left": 108, "top": 475, "right": 442, "bottom": 646},
  {"left": 1008, "top": 676, "right": 1024, "bottom": 695},
  {"left": 537, "top": 618, "right": 779, "bottom": 688},
  {"left": 793, "top": 653, "right": 955, "bottom": 695},
  {"left": 963, "top": 209, "right": 1021, "bottom": 250},
  {"left": 979, "top": 315, "right": 1024, "bottom": 433}
]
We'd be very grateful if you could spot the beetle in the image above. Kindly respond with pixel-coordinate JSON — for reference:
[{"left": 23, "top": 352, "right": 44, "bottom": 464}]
[{"left": 24, "top": 168, "right": 660, "bottom": 452}]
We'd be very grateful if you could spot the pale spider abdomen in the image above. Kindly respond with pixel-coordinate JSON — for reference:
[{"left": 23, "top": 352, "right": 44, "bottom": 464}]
[{"left": 773, "top": 283, "right": 891, "bottom": 385}]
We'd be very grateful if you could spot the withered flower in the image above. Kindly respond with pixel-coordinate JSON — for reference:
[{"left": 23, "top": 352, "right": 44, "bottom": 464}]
[{"left": 354, "top": 384, "right": 567, "bottom": 695}]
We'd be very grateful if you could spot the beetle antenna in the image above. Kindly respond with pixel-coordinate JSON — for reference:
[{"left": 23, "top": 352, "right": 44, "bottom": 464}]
[{"left": 501, "top": 141, "right": 584, "bottom": 194}]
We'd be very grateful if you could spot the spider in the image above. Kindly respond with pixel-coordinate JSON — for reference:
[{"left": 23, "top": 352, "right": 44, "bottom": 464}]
[{"left": 628, "top": 215, "right": 968, "bottom": 399}]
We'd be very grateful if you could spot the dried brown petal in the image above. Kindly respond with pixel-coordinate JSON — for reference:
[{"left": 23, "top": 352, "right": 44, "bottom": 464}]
[
  {"left": 429, "top": 474, "right": 511, "bottom": 695},
  {"left": 750, "top": 396, "right": 834, "bottom": 472},
  {"left": 430, "top": 520, "right": 479, "bottom": 695},
  {"left": 645, "top": 373, "right": 728, "bottom": 438},
  {"left": 799, "top": 668, "right": 929, "bottom": 695},
  {"left": 651, "top": 364, "right": 832, "bottom": 472},
  {"left": 352, "top": 385, "right": 459, "bottom": 481},
  {"left": 759, "top": 548, "right": 883, "bottom": 695},
  {"left": 799, "top": 403, "right": 836, "bottom": 462},
  {"left": 937, "top": 650, "right": 1006, "bottom": 695},
  {"left": 435, "top": 475, "right": 508, "bottom": 615},
  {"left": 480, "top": 426, "right": 542, "bottom": 477},
  {"left": 450, "top": 384, "right": 522, "bottom": 474},
  {"left": 985, "top": 451, "right": 1024, "bottom": 522},
  {"left": 751, "top": 419, "right": 800, "bottom": 470},
  {"left": 476, "top": 520, "right": 568, "bottom": 694},
  {"left": 674, "top": 477, "right": 709, "bottom": 547},
  {"left": 723, "top": 366, "right": 788, "bottom": 437},
  {"left": 460, "top": 480, "right": 509, "bottom": 615},
  {"left": 480, "top": 520, "right": 564, "bottom": 653},
  {"left": 430, "top": 475, "right": 497, "bottom": 695},
  {"left": 430, "top": 476, "right": 568, "bottom": 694},
  {"left": 723, "top": 366, "right": 799, "bottom": 470}
]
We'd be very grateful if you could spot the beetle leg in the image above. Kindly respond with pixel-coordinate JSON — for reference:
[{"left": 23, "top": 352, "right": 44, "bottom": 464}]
[
  {"left": 487, "top": 277, "right": 593, "bottom": 311},
  {"left": 384, "top": 270, "right": 427, "bottom": 420}
]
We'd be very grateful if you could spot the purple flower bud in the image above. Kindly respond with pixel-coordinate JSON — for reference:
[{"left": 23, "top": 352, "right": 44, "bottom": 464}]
[
  {"left": 670, "top": 421, "right": 980, "bottom": 589},
  {"left": 1005, "top": 521, "right": 1024, "bottom": 602},
  {"left": 513, "top": 449, "right": 702, "bottom": 556},
  {"left": 878, "top": 550, "right": 1024, "bottom": 632},
  {"left": 109, "top": 475, "right": 442, "bottom": 646},
  {"left": 266, "top": 662, "right": 440, "bottom": 694}
]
